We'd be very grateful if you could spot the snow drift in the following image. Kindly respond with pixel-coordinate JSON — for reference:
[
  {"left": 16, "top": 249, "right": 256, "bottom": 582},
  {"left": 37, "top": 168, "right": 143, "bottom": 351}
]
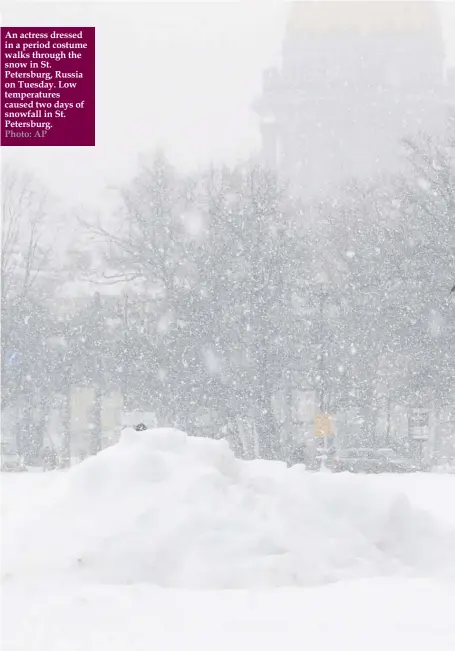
[{"left": 4, "top": 428, "right": 455, "bottom": 588}]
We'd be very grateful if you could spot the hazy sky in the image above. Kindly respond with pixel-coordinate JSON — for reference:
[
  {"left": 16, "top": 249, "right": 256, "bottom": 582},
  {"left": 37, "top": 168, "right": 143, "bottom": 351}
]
[
  {"left": 2, "top": 1, "right": 285, "bottom": 208},
  {"left": 2, "top": 1, "right": 455, "bottom": 209}
]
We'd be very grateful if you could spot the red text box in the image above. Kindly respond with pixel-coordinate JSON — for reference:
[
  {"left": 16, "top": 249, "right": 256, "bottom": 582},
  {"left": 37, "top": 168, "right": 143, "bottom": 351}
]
[{"left": 1, "top": 27, "right": 95, "bottom": 146}]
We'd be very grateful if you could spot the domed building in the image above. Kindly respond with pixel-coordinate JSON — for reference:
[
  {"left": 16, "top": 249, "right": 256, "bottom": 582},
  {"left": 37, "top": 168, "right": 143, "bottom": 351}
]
[{"left": 254, "top": 1, "right": 448, "bottom": 198}]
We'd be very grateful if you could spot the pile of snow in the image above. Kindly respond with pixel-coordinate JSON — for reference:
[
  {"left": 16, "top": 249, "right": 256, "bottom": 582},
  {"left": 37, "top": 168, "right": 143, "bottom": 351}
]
[{"left": 4, "top": 428, "right": 455, "bottom": 588}]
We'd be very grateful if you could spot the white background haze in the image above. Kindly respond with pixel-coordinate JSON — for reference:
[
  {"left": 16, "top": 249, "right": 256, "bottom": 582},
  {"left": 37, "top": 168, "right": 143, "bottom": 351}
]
[{"left": 2, "top": 0, "right": 455, "bottom": 207}]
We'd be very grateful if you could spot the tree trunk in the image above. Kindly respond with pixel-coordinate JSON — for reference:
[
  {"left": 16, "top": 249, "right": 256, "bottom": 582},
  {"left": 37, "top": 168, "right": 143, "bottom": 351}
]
[
  {"left": 256, "top": 380, "right": 278, "bottom": 460},
  {"left": 359, "top": 405, "right": 377, "bottom": 447},
  {"left": 61, "top": 386, "right": 71, "bottom": 467},
  {"left": 90, "top": 383, "right": 102, "bottom": 455}
]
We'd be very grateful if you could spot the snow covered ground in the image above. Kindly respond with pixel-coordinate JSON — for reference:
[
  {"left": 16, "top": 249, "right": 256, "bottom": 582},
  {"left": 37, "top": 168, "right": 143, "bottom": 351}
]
[{"left": 2, "top": 428, "right": 455, "bottom": 650}]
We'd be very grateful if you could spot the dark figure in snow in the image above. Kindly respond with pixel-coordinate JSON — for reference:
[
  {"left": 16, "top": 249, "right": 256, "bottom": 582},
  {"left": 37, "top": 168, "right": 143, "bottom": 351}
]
[
  {"left": 135, "top": 423, "right": 147, "bottom": 431},
  {"left": 42, "top": 447, "right": 58, "bottom": 471},
  {"left": 291, "top": 444, "right": 307, "bottom": 466}
]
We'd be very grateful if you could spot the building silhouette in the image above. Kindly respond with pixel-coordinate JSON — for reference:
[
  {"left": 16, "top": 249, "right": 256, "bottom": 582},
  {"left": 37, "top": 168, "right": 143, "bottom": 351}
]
[{"left": 253, "top": 1, "right": 448, "bottom": 198}]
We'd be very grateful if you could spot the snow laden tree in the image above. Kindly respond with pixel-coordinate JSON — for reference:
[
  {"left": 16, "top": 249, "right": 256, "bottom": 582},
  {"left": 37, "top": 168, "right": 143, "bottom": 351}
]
[
  {"left": 59, "top": 293, "right": 105, "bottom": 458},
  {"left": 312, "top": 132, "right": 455, "bottom": 449},
  {"left": 1, "top": 165, "right": 56, "bottom": 462},
  {"left": 86, "top": 151, "right": 200, "bottom": 427},
  {"left": 394, "top": 134, "right": 455, "bottom": 410},
  {"left": 94, "top": 153, "right": 311, "bottom": 460},
  {"left": 310, "top": 181, "right": 401, "bottom": 446},
  {"left": 180, "top": 164, "right": 310, "bottom": 459}
]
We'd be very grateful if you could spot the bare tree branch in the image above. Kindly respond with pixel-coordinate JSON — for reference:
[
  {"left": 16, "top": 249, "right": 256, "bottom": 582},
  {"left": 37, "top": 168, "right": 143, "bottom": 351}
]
[{"left": 1, "top": 164, "right": 51, "bottom": 303}]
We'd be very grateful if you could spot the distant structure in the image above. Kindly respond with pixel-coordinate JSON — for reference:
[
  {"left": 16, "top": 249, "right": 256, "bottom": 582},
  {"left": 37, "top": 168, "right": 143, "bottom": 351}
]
[{"left": 253, "top": 1, "right": 448, "bottom": 198}]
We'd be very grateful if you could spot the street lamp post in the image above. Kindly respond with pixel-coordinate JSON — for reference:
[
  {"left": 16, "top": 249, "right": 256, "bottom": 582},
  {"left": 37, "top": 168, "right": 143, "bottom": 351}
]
[
  {"left": 122, "top": 293, "right": 130, "bottom": 412},
  {"left": 318, "top": 284, "right": 329, "bottom": 414},
  {"left": 315, "top": 280, "right": 331, "bottom": 466},
  {"left": 90, "top": 292, "right": 103, "bottom": 456},
  {"left": 47, "top": 335, "right": 71, "bottom": 466}
]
